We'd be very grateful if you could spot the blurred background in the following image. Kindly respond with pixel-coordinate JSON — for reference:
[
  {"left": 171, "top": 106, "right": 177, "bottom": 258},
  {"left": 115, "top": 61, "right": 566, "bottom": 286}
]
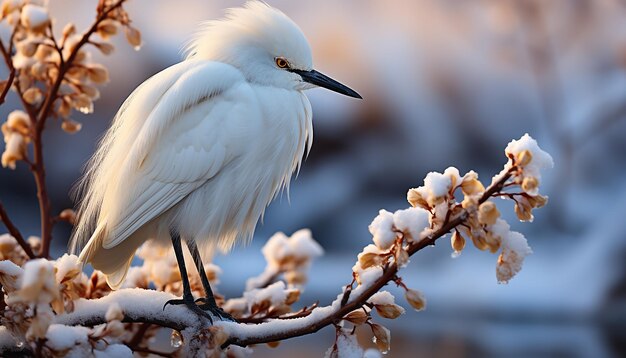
[{"left": 1, "top": 0, "right": 626, "bottom": 356}]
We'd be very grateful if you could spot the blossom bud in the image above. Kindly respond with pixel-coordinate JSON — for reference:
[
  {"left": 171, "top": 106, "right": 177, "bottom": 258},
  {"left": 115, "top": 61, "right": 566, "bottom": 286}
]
[
  {"left": 451, "top": 230, "right": 465, "bottom": 253},
  {"left": 514, "top": 200, "right": 533, "bottom": 222},
  {"left": 374, "top": 303, "right": 405, "bottom": 319},
  {"left": 94, "top": 42, "right": 114, "bottom": 55},
  {"left": 284, "top": 270, "right": 307, "bottom": 286},
  {"left": 461, "top": 172, "right": 485, "bottom": 196},
  {"left": 516, "top": 149, "right": 533, "bottom": 167},
  {"left": 484, "top": 231, "right": 501, "bottom": 253},
  {"left": 106, "top": 320, "right": 125, "bottom": 337},
  {"left": 70, "top": 94, "right": 93, "bottom": 114},
  {"left": 284, "top": 289, "right": 300, "bottom": 305},
  {"left": 80, "top": 85, "right": 100, "bottom": 100},
  {"left": 477, "top": 201, "right": 500, "bottom": 226},
  {"left": 370, "top": 323, "right": 391, "bottom": 353},
  {"left": 528, "top": 194, "right": 548, "bottom": 208},
  {"left": 404, "top": 288, "right": 426, "bottom": 311},
  {"left": 97, "top": 19, "right": 118, "bottom": 39},
  {"left": 34, "top": 44, "right": 53, "bottom": 62},
  {"left": 358, "top": 252, "right": 383, "bottom": 269},
  {"left": 86, "top": 64, "right": 109, "bottom": 84},
  {"left": 125, "top": 26, "right": 142, "bottom": 50},
  {"left": 16, "top": 40, "right": 37, "bottom": 57},
  {"left": 7, "top": 110, "right": 30, "bottom": 135},
  {"left": 471, "top": 232, "right": 489, "bottom": 251},
  {"left": 407, "top": 188, "right": 429, "bottom": 209},
  {"left": 62, "top": 23, "right": 76, "bottom": 39},
  {"left": 20, "top": 5, "right": 50, "bottom": 33},
  {"left": 74, "top": 50, "right": 87, "bottom": 64},
  {"left": 57, "top": 97, "right": 71, "bottom": 118},
  {"left": 2, "top": 132, "right": 26, "bottom": 169},
  {"left": 62, "top": 119, "right": 82, "bottom": 134},
  {"left": 23, "top": 87, "right": 42, "bottom": 104},
  {"left": 343, "top": 309, "right": 368, "bottom": 325},
  {"left": 521, "top": 176, "right": 538, "bottom": 194},
  {"left": 266, "top": 341, "right": 280, "bottom": 348},
  {"left": 0, "top": 0, "right": 20, "bottom": 19}
]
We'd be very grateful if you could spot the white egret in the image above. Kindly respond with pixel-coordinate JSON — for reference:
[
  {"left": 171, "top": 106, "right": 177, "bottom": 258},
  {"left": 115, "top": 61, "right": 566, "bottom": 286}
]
[{"left": 69, "top": 1, "right": 360, "bottom": 320}]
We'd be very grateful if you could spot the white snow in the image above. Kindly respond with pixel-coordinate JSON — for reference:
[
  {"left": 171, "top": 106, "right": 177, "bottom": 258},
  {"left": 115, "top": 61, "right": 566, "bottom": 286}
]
[
  {"left": 490, "top": 218, "right": 511, "bottom": 239},
  {"left": 20, "top": 4, "right": 49, "bottom": 30},
  {"left": 223, "top": 297, "right": 248, "bottom": 313},
  {"left": 392, "top": 207, "right": 429, "bottom": 242},
  {"left": 105, "top": 303, "right": 123, "bottom": 322},
  {"left": 0, "top": 259, "right": 22, "bottom": 292},
  {"left": 443, "top": 167, "right": 462, "bottom": 188},
  {"left": 355, "top": 266, "right": 384, "bottom": 288},
  {"left": 324, "top": 331, "right": 364, "bottom": 358},
  {"left": 17, "top": 258, "right": 57, "bottom": 304},
  {"left": 505, "top": 134, "right": 554, "bottom": 181},
  {"left": 363, "top": 348, "right": 382, "bottom": 358},
  {"left": 502, "top": 231, "right": 532, "bottom": 256},
  {"left": 120, "top": 266, "right": 146, "bottom": 289},
  {"left": 261, "top": 229, "right": 324, "bottom": 269},
  {"left": 45, "top": 324, "right": 90, "bottom": 351},
  {"left": 54, "top": 254, "right": 80, "bottom": 282},
  {"left": 54, "top": 289, "right": 199, "bottom": 328},
  {"left": 368, "top": 291, "right": 396, "bottom": 306},
  {"left": 226, "top": 345, "right": 253, "bottom": 357},
  {"left": 242, "top": 281, "right": 289, "bottom": 308},
  {"left": 94, "top": 344, "right": 133, "bottom": 358},
  {"left": 368, "top": 209, "right": 396, "bottom": 250},
  {"left": 424, "top": 171, "right": 452, "bottom": 198},
  {"left": 0, "top": 259, "right": 23, "bottom": 277}
]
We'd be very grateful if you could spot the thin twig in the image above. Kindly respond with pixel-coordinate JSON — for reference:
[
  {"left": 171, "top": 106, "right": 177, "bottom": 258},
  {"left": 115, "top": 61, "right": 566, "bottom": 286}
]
[
  {"left": 0, "top": 201, "right": 36, "bottom": 258},
  {"left": 222, "top": 169, "right": 514, "bottom": 348},
  {"left": 0, "top": 38, "right": 15, "bottom": 106}
]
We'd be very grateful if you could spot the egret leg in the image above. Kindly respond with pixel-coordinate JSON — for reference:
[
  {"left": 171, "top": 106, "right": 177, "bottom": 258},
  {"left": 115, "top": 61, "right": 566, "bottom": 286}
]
[
  {"left": 186, "top": 240, "right": 236, "bottom": 321},
  {"left": 163, "top": 232, "right": 213, "bottom": 323}
]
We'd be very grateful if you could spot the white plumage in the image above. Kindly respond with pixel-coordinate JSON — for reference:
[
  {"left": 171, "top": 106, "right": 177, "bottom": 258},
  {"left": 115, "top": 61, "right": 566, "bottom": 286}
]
[{"left": 70, "top": 1, "right": 359, "bottom": 291}]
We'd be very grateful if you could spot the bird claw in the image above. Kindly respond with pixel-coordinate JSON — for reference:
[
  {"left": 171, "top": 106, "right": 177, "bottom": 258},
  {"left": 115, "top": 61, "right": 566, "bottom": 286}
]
[
  {"left": 199, "top": 303, "right": 236, "bottom": 322},
  {"left": 195, "top": 297, "right": 237, "bottom": 322},
  {"left": 163, "top": 297, "right": 214, "bottom": 324}
]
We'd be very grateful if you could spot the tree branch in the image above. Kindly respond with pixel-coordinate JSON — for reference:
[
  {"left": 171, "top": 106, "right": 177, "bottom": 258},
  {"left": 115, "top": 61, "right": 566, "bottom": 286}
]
[
  {"left": 0, "top": 23, "right": 18, "bottom": 106},
  {"left": 36, "top": 0, "right": 127, "bottom": 258},
  {"left": 0, "top": 201, "right": 36, "bottom": 258},
  {"left": 0, "top": 169, "right": 514, "bottom": 354}
]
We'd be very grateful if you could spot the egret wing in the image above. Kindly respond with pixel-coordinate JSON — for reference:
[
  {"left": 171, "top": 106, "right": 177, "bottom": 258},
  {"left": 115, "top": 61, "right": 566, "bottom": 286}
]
[{"left": 101, "top": 61, "right": 255, "bottom": 249}]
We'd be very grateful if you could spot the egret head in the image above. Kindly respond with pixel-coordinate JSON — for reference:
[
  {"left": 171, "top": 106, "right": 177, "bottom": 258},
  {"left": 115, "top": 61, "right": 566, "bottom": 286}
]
[{"left": 185, "top": 1, "right": 361, "bottom": 98}]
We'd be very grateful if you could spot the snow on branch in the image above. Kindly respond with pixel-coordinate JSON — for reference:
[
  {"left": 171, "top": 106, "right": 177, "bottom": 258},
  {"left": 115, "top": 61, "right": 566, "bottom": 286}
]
[{"left": 0, "top": 134, "right": 553, "bottom": 357}]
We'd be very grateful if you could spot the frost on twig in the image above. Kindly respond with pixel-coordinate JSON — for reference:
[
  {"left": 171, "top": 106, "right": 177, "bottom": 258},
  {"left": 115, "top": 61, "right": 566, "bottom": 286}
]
[{"left": 0, "top": 134, "right": 552, "bottom": 356}]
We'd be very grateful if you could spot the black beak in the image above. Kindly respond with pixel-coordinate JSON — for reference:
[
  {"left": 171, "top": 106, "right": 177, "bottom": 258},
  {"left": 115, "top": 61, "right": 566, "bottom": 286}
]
[{"left": 291, "top": 69, "right": 362, "bottom": 99}]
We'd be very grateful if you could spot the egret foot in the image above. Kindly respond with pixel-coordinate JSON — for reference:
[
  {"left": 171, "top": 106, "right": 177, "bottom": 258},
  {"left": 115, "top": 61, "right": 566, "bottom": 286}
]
[
  {"left": 195, "top": 297, "right": 237, "bottom": 322},
  {"left": 164, "top": 296, "right": 215, "bottom": 323}
]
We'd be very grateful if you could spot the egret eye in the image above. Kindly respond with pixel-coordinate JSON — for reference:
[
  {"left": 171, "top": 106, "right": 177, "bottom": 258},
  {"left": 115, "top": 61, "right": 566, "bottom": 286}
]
[{"left": 275, "top": 57, "right": 289, "bottom": 69}]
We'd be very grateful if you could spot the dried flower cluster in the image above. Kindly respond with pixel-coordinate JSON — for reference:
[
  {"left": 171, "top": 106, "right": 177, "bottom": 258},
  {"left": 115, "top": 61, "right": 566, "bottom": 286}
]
[
  {"left": 0, "top": 229, "right": 323, "bottom": 357},
  {"left": 0, "top": 0, "right": 140, "bottom": 261},
  {"left": 324, "top": 134, "right": 553, "bottom": 355},
  {"left": 246, "top": 229, "right": 323, "bottom": 290},
  {"left": 0, "top": 0, "right": 140, "bottom": 169}
]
